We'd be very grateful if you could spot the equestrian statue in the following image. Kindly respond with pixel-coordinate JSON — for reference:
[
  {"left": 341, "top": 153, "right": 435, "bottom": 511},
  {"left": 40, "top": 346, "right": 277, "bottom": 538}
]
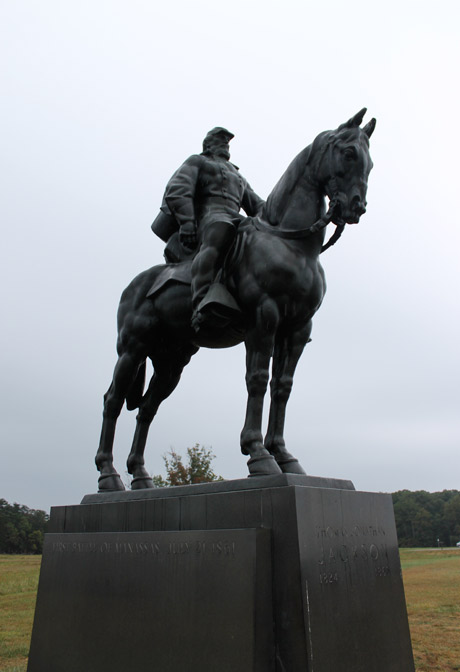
[{"left": 96, "top": 109, "right": 376, "bottom": 491}]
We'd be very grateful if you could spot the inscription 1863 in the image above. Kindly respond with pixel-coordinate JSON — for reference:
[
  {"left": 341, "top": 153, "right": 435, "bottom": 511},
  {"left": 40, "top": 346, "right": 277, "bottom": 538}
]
[{"left": 316, "top": 523, "right": 391, "bottom": 586}]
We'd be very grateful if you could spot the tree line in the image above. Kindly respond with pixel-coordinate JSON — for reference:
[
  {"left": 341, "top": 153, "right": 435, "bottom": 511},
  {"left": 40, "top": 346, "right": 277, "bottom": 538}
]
[
  {"left": 392, "top": 489, "right": 460, "bottom": 547},
  {"left": 0, "top": 499, "right": 49, "bottom": 554}
]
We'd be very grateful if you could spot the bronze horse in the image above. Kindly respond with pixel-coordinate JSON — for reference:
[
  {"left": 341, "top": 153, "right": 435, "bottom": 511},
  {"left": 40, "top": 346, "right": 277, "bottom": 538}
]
[{"left": 96, "top": 109, "right": 375, "bottom": 491}]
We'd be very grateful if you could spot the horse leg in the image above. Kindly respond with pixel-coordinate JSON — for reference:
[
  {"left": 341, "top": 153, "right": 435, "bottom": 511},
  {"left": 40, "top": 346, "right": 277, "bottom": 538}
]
[
  {"left": 96, "top": 352, "right": 142, "bottom": 491},
  {"left": 264, "top": 322, "right": 312, "bottom": 474},
  {"left": 127, "top": 347, "right": 198, "bottom": 489},
  {"left": 240, "top": 311, "right": 283, "bottom": 476}
]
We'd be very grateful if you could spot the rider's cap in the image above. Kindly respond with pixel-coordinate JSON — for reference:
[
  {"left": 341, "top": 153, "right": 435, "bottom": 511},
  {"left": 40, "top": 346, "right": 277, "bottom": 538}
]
[{"left": 204, "top": 127, "right": 234, "bottom": 143}]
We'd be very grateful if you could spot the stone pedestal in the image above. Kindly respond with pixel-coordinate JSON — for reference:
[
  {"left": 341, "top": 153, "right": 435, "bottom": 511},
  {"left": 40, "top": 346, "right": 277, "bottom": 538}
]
[{"left": 28, "top": 475, "right": 415, "bottom": 671}]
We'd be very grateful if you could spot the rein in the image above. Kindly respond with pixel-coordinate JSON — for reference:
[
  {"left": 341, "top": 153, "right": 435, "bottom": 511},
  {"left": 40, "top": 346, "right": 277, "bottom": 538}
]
[{"left": 251, "top": 213, "right": 344, "bottom": 253}]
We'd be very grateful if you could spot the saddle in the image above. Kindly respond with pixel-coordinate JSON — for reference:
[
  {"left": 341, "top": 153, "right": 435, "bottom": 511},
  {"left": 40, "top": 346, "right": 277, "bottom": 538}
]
[{"left": 146, "top": 225, "right": 249, "bottom": 343}]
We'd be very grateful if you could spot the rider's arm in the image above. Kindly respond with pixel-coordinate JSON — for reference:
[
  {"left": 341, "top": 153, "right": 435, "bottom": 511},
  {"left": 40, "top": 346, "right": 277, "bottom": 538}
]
[
  {"left": 241, "top": 179, "right": 265, "bottom": 217},
  {"left": 164, "top": 155, "right": 202, "bottom": 229}
]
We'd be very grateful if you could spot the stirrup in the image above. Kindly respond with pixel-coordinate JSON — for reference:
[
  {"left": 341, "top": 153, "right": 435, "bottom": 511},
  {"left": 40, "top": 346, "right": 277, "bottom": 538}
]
[{"left": 192, "top": 283, "right": 242, "bottom": 331}]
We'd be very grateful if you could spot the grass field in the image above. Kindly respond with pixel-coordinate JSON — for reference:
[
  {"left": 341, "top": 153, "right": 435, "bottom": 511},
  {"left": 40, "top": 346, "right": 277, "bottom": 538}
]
[
  {"left": 0, "top": 549, "right": 459, "bottom": 671},
  {"left": 400, "top": 548, "right": 460, "bottom": 672},
  {"left": 0, "top": 555, "right": 40, "bottom": 672}
]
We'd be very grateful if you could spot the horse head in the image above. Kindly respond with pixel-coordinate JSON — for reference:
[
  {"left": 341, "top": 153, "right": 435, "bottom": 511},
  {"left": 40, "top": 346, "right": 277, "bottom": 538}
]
[{"left": 319, "top": 108, "right": 376, "bottom": 226}]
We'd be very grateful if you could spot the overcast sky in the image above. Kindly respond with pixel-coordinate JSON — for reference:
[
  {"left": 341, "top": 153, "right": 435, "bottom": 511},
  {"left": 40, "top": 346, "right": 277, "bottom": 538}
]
[{"left": 1, "top": 0, "right": 459, "bottom": 512}]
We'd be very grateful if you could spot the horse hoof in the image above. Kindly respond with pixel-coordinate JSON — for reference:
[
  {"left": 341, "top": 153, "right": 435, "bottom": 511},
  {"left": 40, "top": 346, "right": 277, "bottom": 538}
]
[
  {"left": 98, "top": 473, "right": 125, "bottom": 492},
  {"left": 247, "top": 454, "right": 282, "bottom": 477},
  {"left": 131, "top": 476, "right": 155, "bottom": 490},
  {"left": 276, "top": 457, "right": 307, "bottom": 475}
]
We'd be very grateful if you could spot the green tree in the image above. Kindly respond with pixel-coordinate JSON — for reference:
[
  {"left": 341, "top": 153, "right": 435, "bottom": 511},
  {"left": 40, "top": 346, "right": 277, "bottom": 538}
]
[
  {"left": 0, "top": 499, "right": 49, "bottom": 554},
  {"left": 444, "top": 493, "right": 460, "bottom": 545},
  {"left": 392, "top": 490, "right": 460, "bottom": 547},
  {"left": 393, "top": 491, "right": 420, "bottom": 546},
  {"left": 412, "top": 507, "right": 434, "bottom": 547},
  {"left": 152, "top": 444, "right": 223, "bottom": 487}
]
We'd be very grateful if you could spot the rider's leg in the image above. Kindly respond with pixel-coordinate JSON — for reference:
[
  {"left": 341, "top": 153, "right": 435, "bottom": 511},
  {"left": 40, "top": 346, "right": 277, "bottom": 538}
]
[{"left": 191, "top": 220, "right": 236, "bottom": 311}]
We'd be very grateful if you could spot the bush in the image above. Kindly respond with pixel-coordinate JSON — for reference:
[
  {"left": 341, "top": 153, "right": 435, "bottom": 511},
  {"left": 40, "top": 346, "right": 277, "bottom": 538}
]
[{"left": 152, "top": 444, "right": 223, "bottom": 487}]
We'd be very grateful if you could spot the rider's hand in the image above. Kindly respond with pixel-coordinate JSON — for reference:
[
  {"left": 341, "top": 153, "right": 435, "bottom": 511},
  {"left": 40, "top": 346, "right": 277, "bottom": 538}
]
[{"left": 180, "top": 221, "right": 197, "bottom": 250}]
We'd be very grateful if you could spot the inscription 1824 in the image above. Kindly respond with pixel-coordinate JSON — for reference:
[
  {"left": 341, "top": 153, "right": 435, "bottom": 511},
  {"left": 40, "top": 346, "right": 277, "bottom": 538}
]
[{"left": 316, "top": 524, "right": 391, "bottom": 586}]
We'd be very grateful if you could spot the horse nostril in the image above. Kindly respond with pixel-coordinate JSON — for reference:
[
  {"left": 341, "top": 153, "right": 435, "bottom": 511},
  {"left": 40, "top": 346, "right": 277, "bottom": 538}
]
[{"left": 351, "top": 195, "right": 366, "bottom": 215}]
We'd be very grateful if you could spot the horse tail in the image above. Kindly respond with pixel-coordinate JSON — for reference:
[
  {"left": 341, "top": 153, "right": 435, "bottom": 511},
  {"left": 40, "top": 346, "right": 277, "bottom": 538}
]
[{"left": 126, "top": 360, "right": 146, "bottom": 410}]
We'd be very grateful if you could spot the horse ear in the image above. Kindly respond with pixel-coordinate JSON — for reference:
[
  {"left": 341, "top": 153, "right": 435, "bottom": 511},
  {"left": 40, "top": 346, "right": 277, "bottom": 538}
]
[
  {"left": 363, "top": 118, "right": 376, "bottom": 138},
  {"left": 350, "top": 107, "right": 367, "bottom": 127},
  {"left": 338, "top": 107, "right": 367, "bottom": 131}
]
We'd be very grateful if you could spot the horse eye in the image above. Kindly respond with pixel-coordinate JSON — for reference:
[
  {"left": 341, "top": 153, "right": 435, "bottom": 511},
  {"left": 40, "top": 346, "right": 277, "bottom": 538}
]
[{"left": 344, "top": 148, "right": 357, "bottom": 161}]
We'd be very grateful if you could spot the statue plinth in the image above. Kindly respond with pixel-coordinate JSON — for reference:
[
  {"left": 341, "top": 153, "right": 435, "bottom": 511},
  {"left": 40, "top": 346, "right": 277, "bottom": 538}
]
[{"left": 28, "top": 476, "right": 414, "bottom": 671}]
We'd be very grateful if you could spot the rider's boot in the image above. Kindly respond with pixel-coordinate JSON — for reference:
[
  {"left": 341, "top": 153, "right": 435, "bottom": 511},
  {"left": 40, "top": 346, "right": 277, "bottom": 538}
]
[{"left": 191, "top": 221, "right": 236, "bottom": 331}]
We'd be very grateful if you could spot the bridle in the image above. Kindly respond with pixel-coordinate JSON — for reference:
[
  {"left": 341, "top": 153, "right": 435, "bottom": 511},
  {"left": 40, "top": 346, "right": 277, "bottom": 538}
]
[
  {"left": 305, "top": 137, "right": 346, "bottom": 253},
  {"left": 253, "top": 137, "right": 346, "bottom": 253}
]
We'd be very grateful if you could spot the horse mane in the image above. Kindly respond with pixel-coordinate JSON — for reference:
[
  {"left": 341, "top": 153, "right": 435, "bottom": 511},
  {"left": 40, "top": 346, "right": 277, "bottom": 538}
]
[{"left": 264, "top": 131, "right": 331, "bottom": 226}]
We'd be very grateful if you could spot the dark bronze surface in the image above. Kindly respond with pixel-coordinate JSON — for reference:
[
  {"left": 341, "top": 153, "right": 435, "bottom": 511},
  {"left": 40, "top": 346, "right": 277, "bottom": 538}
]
[{"left": 95, "top": 111, "right": 376, "bottom": 491}]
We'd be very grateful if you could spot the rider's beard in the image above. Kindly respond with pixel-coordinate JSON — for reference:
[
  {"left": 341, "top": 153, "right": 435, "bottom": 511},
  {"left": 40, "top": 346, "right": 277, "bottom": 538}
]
[{"left": 212, "top": 143, "right": 230, "bottom": 160}]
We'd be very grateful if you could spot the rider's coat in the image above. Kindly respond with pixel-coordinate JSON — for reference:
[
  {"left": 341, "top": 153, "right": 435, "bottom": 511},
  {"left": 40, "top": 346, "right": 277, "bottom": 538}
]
[{"left": 153, "top": 153, "right": 264, "bottom": 239}]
